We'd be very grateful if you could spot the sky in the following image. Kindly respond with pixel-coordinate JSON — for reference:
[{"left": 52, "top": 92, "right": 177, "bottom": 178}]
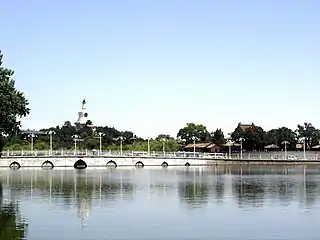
[{"left": 1, "top": 0, "right": 319, "bottom": 139}]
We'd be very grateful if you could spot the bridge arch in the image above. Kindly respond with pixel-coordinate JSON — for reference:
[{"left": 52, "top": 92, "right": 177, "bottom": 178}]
[
  {"left": 42, "top": 160, "right": 54, "bottom": 170},
  {"left": 135, "top": 161, "right": 144, "bottom": 168},
  {"left": 9, "top": 161, "right": 21, "bottom": 170},
  {"left": 106, "top": 160, "right": 117, "bottom": 168},
  {"left": 74, "top": 159, "right": 87, "bottom": 169},
  {"left": 161, "top": 161, "right": 168, "bottom": 167}
]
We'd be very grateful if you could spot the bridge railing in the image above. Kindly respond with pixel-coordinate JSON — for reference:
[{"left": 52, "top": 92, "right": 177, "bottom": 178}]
[
  {"left": 0, "top": 150, "right": 228, "bottom": 159},
  {"left": 1, "top": 150, "right": 319, "bottom": 160}
]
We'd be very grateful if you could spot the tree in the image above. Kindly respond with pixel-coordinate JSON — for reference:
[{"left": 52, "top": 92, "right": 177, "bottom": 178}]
[
  {"left": 155, "top": 134, "right": 173, "bottom": 141},
  {"left": 296, "top": 123, "right": 320, "bottom": 149},
  {"left": 231, "top": 124, "right": 266, "bottom": 151},
  {"left": 0, "top": 52, "right": 29, "bottom": 155},
  {"left": 265, "top": 127, "right": 297, "bottom": 150},
  {"left": 210, "top": 128, "right": 225, "bottom": 146},
  {"left": 82, "top": 136, "right": 99, "bottom": 150},
  {"left": 177, "top": 123, "right": 210, "bottom": 143},
  {"left": 243, "top": 128, "right": 266, "bottom": 151}
]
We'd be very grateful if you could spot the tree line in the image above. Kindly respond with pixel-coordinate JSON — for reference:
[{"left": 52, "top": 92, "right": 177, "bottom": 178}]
[
  {"left": 1, "top": 50, "right": 319, "bottom": 153},
  {"left": 2, "top": 121, "right": 320, "bottom": 152}
]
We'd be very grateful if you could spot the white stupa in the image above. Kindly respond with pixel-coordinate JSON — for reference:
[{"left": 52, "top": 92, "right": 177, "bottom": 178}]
[{"left": 75, "top": 99, "right": 88, "bottom": 126}]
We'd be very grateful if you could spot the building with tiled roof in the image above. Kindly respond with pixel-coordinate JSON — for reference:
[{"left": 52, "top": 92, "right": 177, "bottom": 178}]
[{"left": 183, "top": 142, "right": 220, "bottom": 153}]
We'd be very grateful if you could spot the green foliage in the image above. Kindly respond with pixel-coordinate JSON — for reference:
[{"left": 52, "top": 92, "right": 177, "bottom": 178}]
[
  {"left": 265, "top": 127, "right": 297, "bottom": 149},
  {"left": 211, "top": 128, "right": 226, "bottom": 146},
  {"left": 0, "top": 51, "right": 29, "bottom": 153},
  {"left": 2, "top": 120, "right": 184, "bottom": 152},
  {"left": 3, "top": 120, "right": 320, "bottom": 152},
  {"left": 229, "top": 122, "right": 320, "bottom": 151},
  {"left": 296, "top": 123, "right": 320, "bottom": 149},
  {"left": 177, "top": 123, "right": 210, "bottom": 143},
  {"left": 155, "top": 134, "right": 173, "bottom": 141}
]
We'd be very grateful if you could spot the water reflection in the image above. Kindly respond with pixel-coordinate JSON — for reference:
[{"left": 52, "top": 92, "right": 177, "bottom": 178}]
[
  {"left": 177, "top": 168, "right": 209, "bottom": 207},
  {"left": 1, "top": 166, "right": 320, "bottom": 239},
  {"left": 3, "top": 167, "right": 320, "bottom": 209},
  {"left": 0, "top": 182, "right": 28, "bottom": 239},
  {"left": 230, "top": 166, "right": 320, "bottom": 209},
  {"left": 1, "top": 166, "right": 320, "bottom": 225}
]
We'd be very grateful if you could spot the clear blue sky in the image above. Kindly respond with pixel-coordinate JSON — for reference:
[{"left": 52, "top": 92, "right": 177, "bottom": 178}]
[{"left": 1, "top": 0, "right": 319, "bottom": 138}]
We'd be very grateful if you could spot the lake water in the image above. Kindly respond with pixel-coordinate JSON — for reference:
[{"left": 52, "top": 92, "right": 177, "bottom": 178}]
[{"left": 0, "top": 166, "right": 320, "bottom": 240}]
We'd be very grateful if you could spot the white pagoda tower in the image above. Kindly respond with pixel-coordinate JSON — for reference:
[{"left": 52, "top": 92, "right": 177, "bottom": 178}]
[{"left": 75, "top": 99, "right": 88, "bottom": 127}]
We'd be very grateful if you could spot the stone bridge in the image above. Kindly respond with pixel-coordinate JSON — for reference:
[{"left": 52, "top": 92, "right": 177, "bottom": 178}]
[
  {"left": 1, "top": 156, "right": 320, "bottom": 170},
  {"left": 0, "top": 156, "right": 212, "bottom": 170}
]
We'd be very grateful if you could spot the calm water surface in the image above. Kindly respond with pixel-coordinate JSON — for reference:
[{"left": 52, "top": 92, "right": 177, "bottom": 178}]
[{"left": 0, "top": 166, "right": 320, "bottom": 240}]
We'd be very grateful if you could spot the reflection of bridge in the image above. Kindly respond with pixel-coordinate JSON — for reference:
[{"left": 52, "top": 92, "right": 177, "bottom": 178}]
[
  {"left": 2, "top": 169, "right": 136, "bottom": 226},
  {"left": 1, "top": 166, "right": 316, "bottom": 211}
]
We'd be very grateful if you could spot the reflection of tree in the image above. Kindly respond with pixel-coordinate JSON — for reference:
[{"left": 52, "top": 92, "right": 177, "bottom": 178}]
[
  {"left": 101, "top": 182, "right": 121, "bottom": 200},
  {"left": 214, "top": 178, "right": 225, "bottom": 202},
  {"left": 178, "top": 182, "right": 208, "bottom": 207},
  {"left": 6, "top": 170, "right": 136, "bottom": 207},
  {"left": 0, "top": 182, "right": 28, "bottom": 239},
  {"left": 233, "top": 178, "right": 265, "bottom": 208},
  {"left": 262, "top": 176, "right": 297, "bottom": 207}
]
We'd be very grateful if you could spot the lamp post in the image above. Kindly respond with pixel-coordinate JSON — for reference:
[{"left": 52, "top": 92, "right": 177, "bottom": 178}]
[
  {"left": 161, "top": 138, "right": 167, "bottom": 157},
  {"left": 282, "top": 141, "right": 289, "bottom": 160},
  {"left": 28, "top": 133, "right": 37, "bottom": 152},
  {"left": 72, "top": 135, "right": 81, "bottom": 156},
  {"left": 227, "top": 139, "right": 233, "bottom": 159},
  {"left": 301, "top": 137, "right": 306, "bottom": 160},
  {"left": 96, "top": 132, "right": 105, "bottom": 156},
  {"left": 47, "top": 130, "right": 55, "bottom": 156},
  {"left": 192, "top": 136, "right": 197, "bottom": 158},
  {"left": 227, "top": 133, "right": 233, "bottom": 159},
  {"left": 238, "top": 138, "right": 245, "bottom": 159},
  {"left": 147, "top": 138, "right": 150, "bottom": 156},
  {"left": 118, "top": 136, "right": 125, "bottom": 156}
]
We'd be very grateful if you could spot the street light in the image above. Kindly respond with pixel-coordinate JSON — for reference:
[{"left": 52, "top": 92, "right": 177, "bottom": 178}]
[
  {"left": 161, "top": 138, "right": 168, "bottom": 157},
  {"left": 147, "top": 138, "right": 150, "bottom": 156},
  {"left": 238, "top": 137, "right": 245, "bottom": 159},
  {"left": 282, "top": 141, "right": 289, "bottom": 160},
  {"left": 118, "top": 136, "right": 125, "bottom": 156},
  {"left": 191, "top": 136, "right": 198, "bottom": 158},
  {"left": 301, "top": 137, "right": 306, "bottom": 160},
  {"left": 72, "top": 135, "right": 81, "bottom": 156},
  {"left": 47, "top": 130, "right": 55, "bottom": 156},
  {"left": 226, "top": 139, "right": 233, "bottom": 159},
  {"left": 28, "top": 133, "right": 37, "bottom": 152},
  {"left": 96, "top": 132, "right": 105, "bottom": 156}
]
